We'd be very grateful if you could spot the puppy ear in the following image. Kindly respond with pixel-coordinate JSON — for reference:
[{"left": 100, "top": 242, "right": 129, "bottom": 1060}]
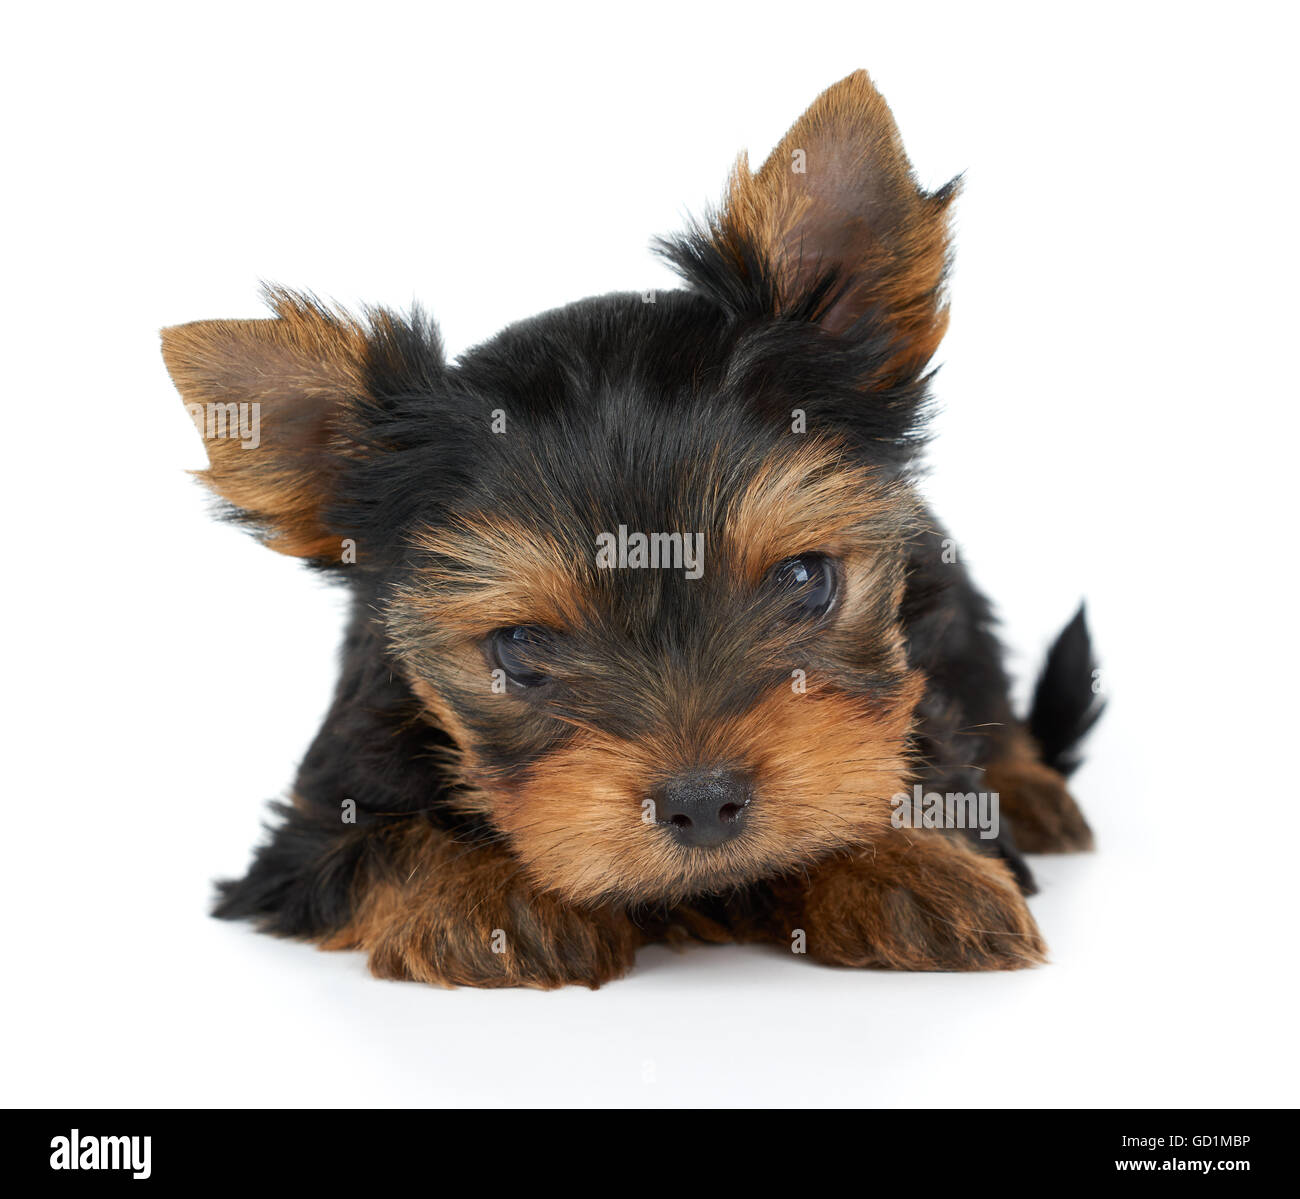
[
  {"left": 162, "top": 287, "right": 390, "bottom": 562},
  {"left": 662, "top": 70, "right": 957, "bottom": 387}
]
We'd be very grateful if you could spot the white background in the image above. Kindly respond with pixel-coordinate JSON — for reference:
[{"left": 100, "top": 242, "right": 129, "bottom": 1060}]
[{"left": 3, "top": 1, "right": 1297, "bottom": 1107}]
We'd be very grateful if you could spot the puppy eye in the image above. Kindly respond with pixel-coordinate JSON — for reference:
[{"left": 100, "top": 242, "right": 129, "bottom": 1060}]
[
  {"left": 768, "top": 553, "right": 837, "bottom": 619},
  {"left": 489, "top": 626, "right": 552, "bottom": 689}
]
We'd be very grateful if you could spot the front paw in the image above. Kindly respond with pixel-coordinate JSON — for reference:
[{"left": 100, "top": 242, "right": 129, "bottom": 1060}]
[
  {"left": 325, "top": 845, "right": 640, "bottom": 989},
  {"left": 800, "top": 835, "right": 1047, "bottom": 971}
]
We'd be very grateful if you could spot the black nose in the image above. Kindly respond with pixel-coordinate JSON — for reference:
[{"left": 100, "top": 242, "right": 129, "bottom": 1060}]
[{"left": 654, "top": 770, "right": 751, "bottom": 848}]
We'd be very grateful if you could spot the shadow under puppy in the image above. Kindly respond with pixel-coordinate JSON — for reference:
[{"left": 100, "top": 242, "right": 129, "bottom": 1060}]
[{"left": 163, "top": 70, "right": 1102, "bottom": 988}]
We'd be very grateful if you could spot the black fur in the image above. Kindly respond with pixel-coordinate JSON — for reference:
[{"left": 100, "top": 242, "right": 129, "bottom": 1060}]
[{"left": 1030, "top": 605, "right": 1105, "bottom": 777}]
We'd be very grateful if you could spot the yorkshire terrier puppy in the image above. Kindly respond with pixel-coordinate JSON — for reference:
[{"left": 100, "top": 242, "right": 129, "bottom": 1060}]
[{"left": 163, "top": 70, "right": 1101, "bottom": 988}]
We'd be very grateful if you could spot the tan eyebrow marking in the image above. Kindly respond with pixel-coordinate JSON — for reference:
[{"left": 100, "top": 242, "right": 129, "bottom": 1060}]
[
  {"left": 725, "top": 438, "right": 918, "bottom": 583},
  {"left": 402, "top": 515, "right": 592, "bottom": 637}
]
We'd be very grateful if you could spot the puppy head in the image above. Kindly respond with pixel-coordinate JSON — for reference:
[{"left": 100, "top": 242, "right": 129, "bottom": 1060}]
[
  {"left": 163, "top": 70, "right": 950, "bottom": 905},
  {"left": 383, "top": 420, "right": 926, "bottom": 905}
]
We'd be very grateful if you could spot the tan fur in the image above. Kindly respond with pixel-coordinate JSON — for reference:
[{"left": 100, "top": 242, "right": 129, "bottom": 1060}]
[
  {"left": 794, "top": 831, "right": 1046, "bottom": 970},
  {"left": 711, "top": 69, "right": 954, "bottom": 383},
  {"left": 987, "top": 727, "right": 1095, "bottom": 852},
  {"left": 406, "top": 517, "right": 594, "bottom": 637},
  {"left": 160, "top": 289, "right": 370, "bottom": 560},
  {"left": 725, "top": 438, "right": 919, "bottom": 585},
  {"left": 322, "top": 823, "right": 642, "bottom": 989}
]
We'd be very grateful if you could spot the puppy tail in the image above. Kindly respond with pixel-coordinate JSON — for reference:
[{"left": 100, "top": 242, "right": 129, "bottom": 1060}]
[{"left": 1027, "top": 604, "right": 1105, "bottom": 777}]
